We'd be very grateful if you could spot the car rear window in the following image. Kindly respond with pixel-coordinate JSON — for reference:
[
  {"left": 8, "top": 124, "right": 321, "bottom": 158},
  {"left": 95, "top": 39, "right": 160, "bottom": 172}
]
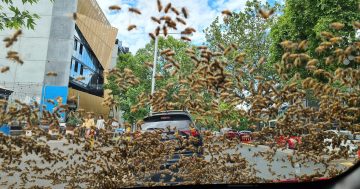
[{"left": 142, "top": 114, "right": 192, "bottom": 131}]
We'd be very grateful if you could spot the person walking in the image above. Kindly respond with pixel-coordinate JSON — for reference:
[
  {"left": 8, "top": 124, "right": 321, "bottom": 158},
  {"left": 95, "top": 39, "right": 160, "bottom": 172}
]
[
  {"left": 111, "top": 119, "right": 119, "bottom": 131},
  {"left": 83, "top": 113, "right": 95, "bottom": 139},
  {"left": 95, "top": 115, "right": 105, "bottom": 140}
]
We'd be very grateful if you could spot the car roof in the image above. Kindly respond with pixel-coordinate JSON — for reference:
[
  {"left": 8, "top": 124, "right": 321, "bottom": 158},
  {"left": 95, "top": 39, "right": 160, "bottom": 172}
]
[{"left": 143, "top": 110, "right": 192, "bottom": 120}]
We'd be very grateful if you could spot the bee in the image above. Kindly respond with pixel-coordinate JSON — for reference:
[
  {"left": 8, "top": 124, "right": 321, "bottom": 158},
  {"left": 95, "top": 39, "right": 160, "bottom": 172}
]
[
  {"left": 164, "top": 3, "right": 172, "bottom": 13},
  {"left": 330, "top": 37, "right": 342, "bottom": 44},
  {"left": 325, "top": 56, "right": 334, "bottom": 65},
  {"left": 109, "top": 5, "right": 121, "bottom": 11},
  {"left": 127, "top": 25, "right": 137, "bottom": 31},
  {"left": 160, "top": 48, "right": 172, "bottom": 55},
  {"left": 176, "top": 17, "right": 187, "bottom": 25},
  {"left": 0, "top": 66, "right": 10, "bottom": 73},
  {"left": 221, "top": 10, "right": 232, "bottom": 17},
  {"left": 163, "top": 26, "right": 168, "bottom": 36},
  {"left": 151, "top": 17, "right": 161, "bottom": 24},
  {"left": 320, "top": 31, "right": 334, "bottom": 39},
  {"left": 75, "top": 76, "right": 86, "bottom": 81},
  {"left": 171, "top": 7, "right": 180, "bottom": 15},
  {"left": 149, "top": 33, "right": 156, "bottom": 40},
  {"left": 157, "top": 0, "right": 162, "bottom": 12},
  {"left": 223, "top": 46, "right": 232, "bottom": 56},
  {"left": 258, "top": 57, "right": 266, "bottom": 65},
  {"left": 181, "top": 36, "right": 191, "bottom": 42},
  {"left": 155, "top": 26, "right": 161, "bottom": 36},
  {"left": 46, "top": 99, "right": 55, "bottom": 105},
  {"left": 352, "top": 21, "right": 360, "bottom": 29},
  {"left": 46, "top": 72, "right": 57, "bottom": 77},
  {"left": 128, "top": 8, "right": 142, "bottom": 15},
  {"left": 258, "top": 8, "right": 275, "bottom": 19},
  {"left": 298, "top": 40, "right": 308, "bottom": 50},
  {"left": 330, "top": 22, "right": 345, "bottom": 30},
  {"left": 181, "top": 7, "right": 189, "bottom": 18}
]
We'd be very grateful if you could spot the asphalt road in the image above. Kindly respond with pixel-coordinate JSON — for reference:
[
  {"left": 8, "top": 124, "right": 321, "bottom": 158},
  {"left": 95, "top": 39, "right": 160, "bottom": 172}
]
[{"left": 0, "top": 138, "right": 355, "bottom": 188}]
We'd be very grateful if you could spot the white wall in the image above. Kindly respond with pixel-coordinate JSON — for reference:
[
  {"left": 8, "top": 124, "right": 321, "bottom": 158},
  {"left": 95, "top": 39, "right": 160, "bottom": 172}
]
[{"left": 0, "top": 0, "right": 55, "bottom": 103}]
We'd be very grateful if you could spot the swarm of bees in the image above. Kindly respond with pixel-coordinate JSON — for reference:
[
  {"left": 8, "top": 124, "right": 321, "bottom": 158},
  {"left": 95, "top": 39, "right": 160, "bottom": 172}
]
[{"left": 0, "top": 1, "right": 359, "bottom": 188}]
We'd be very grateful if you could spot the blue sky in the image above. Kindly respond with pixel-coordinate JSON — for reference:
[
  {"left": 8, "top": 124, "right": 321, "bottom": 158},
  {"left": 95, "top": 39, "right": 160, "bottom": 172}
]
[{"left": 96, "top": 0, "right": 283, "bottom": 54}]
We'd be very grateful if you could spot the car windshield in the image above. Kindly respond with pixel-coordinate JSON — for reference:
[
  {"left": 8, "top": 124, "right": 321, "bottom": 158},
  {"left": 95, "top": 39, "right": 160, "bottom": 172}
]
[{"left": 0, "top": 0, "right": 359, "bottom": 188}]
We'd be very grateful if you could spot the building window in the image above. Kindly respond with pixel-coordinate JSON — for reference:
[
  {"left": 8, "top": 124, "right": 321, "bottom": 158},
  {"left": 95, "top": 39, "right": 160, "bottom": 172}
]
[
  {"left": 70, "top": 59, "right": 73, "bottom": 69},
  {"left": 74, "top": 61, "right": 78, "bottom": 72},
  {"left": 74, "top": 39, "right": 78, "bottom": 51},
  {"left": 80, "top": 64, "right": 84, "bottom": 75},
  {"left": 79, "top": 44, "right": 83, "bottom": 55}
]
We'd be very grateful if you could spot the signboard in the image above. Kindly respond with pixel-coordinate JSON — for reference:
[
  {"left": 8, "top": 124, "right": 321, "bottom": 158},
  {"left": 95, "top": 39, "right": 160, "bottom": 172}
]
[{"left": 40, "top": 86, "right": 69, "bottom": 122}]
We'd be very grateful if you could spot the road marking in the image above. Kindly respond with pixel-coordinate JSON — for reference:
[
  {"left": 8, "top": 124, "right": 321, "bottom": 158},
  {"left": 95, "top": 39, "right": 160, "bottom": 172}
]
[
  {"left": 241, "top": 143, "right": 254, "bottom": 147},
  {"left": 340, "top": 162, "right": 354, "bottom": 167}
]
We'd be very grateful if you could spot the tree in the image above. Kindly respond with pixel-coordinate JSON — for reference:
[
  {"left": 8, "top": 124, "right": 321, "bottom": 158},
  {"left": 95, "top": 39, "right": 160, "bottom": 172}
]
[
  {"left": 204, "top": 0, "right": 281, "bottom": 83},
  {"left": 269, "top": 0, "right": 360, "bottom": 80},
  {"left": 0, "top": 0, "right": 53, "bottom": 30},
  {"left": 105, "top": 36, "right": 193, "bottom": 125}
]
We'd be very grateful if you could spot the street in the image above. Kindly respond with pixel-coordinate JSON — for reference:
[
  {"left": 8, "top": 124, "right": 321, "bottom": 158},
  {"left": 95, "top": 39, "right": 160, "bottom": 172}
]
[{"left": 0, "top": 137, "right": 355, "bottom": 188}]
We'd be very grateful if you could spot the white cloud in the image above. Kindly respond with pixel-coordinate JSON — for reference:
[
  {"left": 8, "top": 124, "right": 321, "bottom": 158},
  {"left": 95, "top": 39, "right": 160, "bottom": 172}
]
[{"left": 96, "top": 0, "right": 265, "bottom": 54}]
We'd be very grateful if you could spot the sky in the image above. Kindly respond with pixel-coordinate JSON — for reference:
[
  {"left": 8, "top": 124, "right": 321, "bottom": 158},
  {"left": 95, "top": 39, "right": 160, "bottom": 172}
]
[{"left": 95, "top": 0, "right": 283, "bottom": 54}]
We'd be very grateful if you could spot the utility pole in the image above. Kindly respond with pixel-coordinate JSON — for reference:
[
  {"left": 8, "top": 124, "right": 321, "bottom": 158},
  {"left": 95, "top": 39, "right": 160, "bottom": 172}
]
[
  {"left": 149, "top": 36, "right": 159, "bottom": 115},
  {"left": 149, "top": 33, "right": 182, "bottom": 115}
]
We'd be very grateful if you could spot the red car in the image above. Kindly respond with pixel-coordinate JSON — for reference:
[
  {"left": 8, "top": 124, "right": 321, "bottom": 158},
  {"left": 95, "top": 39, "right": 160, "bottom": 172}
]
[
  {"left": 224, "top": 130, "right": 239, "bottom": 140},
  {"left": 276, "top": 135, "right": 302, "bottom": 149}
]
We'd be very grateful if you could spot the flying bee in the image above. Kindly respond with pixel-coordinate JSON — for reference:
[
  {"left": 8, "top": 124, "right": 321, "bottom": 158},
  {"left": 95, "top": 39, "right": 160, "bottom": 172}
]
[
  {"left": 258, "top": 57, "right": 266, "bottom": 65},
  {"left": 75, "top": 76, "right": 86, "bottom": 81},
  {"left": 0, "top": 66, "right": 9, "bottom": 73},
  {"left": 223, "top": 46, "right": 232, "bottom": 56},
  {"left": 221, "top": 10, "right": 232, "bottom": 17},
  {"left": 330, "top": 22, "right": 345, "bottom": 30},
  {"left": 352, "top": 21, "right": 360, "bottom": 29},
  {"left": 128, "top": 8, "right": 141, "bottom": 15},
  {"left": 176, "top": 17, "right": 187, "bottom": 25},
  {"left": 298, "top": 40, "right": 308, "bottom": 50},
  {"left": 151, "top": 17, "right": 161, "bottom": 24},
  {"left": 171, "top": 7, "right": 180, "bottom": 15},
  {"left": 157, "top": 0, "right": 163, "bottom": 12},
  {"left": 155, "top": 26, "right": 161, "bottom": 36},
  {"left": 258, "top": 8, "right": 275, "bottom": 19},
  {"left": 160, "top": 48, "right": 172, "bottom": 55},
  {"left": 46, "top": 72, "right": 57, "bottom": 77},
  {"left": 181, "top": 7, "right": 189, "bottom": 18},
  {"left": 164, "top": 3, "right": 172, "bottom": 13},
  {"left": 149, "top": 33, "right": 156, "bottom": 40},
  {"left": 163, "top": 26, "right": 168, "bottom": 36},
  {"left": 46, "top": 99, "right": 55, "bottom": 105},
  {"left": 127, "top": 25, "right": 137, "bottom": 31},
  {"left": 163, "top": 64, "right": 173, "bottom": 69},
  {"left": 181, "top": 36, "right": 191, "bottom": 42},
  {"left": 329, "top": 37, "right": 342, "bottom": 44},
  {"left": 109, "top": 5, "right": 121, "bottom": 11}
]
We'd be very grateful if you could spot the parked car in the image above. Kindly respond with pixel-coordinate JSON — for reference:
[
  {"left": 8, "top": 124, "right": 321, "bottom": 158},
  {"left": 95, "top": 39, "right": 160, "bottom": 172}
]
[
  {"left": 276, "top": 135, "right": 302, "bottom": 149},
  {"left": 220, "top": 128, "right": 239, "bottom": 140},
  {"left": 324, "top": 130, "right": 359, "bottom": 156},
  {"left": 238, "top": 130, "right": 252, "bottom": 142},
  {"left": 141, "top": 110, "right": 203, "bottom": 183}
]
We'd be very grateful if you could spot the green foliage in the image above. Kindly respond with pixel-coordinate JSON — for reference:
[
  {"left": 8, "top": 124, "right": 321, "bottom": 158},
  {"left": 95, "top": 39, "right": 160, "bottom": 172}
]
[
  {"left": 0, "top": 0, "right": 53, "bottom": 30},
  {"left": 204, "top": 0, "right": 281, "bottom": 82},
  {"left": 269, "top": 0, "right": 360, "bottom": 78},
  {"left": 66, "top": 112, "right": 82, "bottom": 126},
  {"left": 105, "top": 36, "right": 192, "bottom": 124}
]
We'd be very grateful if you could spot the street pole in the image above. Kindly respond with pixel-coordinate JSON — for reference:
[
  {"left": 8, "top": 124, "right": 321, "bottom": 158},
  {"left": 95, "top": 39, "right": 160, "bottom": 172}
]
[{"left": 150, "top": 36, "right": 159, "bottom": 115}]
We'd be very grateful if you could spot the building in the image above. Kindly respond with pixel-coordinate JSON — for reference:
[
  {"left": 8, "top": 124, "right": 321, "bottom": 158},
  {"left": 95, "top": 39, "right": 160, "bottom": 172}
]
[{"left": 0, "top": 0, "right": 127, "bottom": 121}]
